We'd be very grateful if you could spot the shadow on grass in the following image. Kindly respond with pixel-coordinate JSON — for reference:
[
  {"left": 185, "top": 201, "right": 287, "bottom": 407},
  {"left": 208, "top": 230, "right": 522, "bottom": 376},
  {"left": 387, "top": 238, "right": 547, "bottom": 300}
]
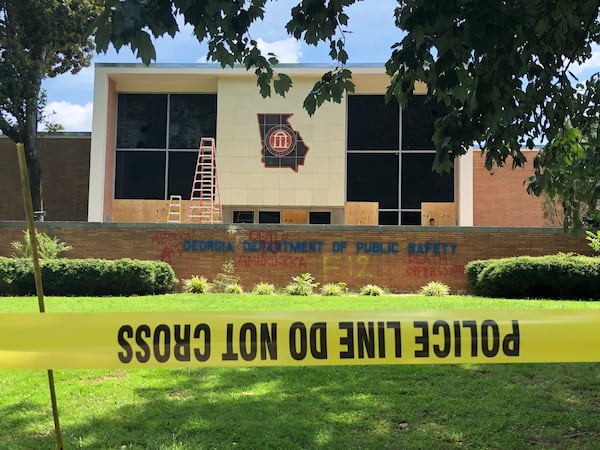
[{"left": 3, "top": 364, "right": 600, "bottom": 449}]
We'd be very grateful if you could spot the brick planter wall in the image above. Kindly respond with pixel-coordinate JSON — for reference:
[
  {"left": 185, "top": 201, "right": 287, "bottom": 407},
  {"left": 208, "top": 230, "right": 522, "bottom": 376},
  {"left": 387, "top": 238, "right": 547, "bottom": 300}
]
[{"left": 0, "top": 222, "right": 592, "bottom": 294}]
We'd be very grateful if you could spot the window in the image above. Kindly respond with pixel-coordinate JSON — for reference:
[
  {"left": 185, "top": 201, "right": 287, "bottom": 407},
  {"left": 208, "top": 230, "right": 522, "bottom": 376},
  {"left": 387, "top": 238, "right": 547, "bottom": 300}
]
[
  {"left": 115, "top": 93, "right": 217, "bottom": 199},
  {"left": 400, "top": 211, "right": 422, "bottom": 226},
  {"left": 233, "top": 211, "right": 254, "bottom": 223},
  {"left": 167, "top": 151, "right": 198, "bottom": 198},
  {"left": 347, "top": 95, "right": 399, "bottom": 150},
  {"left": 117, "top": 94, "right": 167, "bottom": 149},
  {"left": 114, "top": 151, "right": 165, "bottom": 199},
  {"left": 346, "top": 94, "right": 453, "bottom": 225},
  {"left": 402, "top": 96, "right": 448, "bottom": 150},
  {"left": 401, "top": 153, "right": 454, "bottom": 210},
  {"left": 309, "top": 211, "right": 331, "bottom": 224},
  {"left": 347, "top": 153, "right": 398, "bottom": 209},
  {"left": 379, "top": 211, "right": 399, "bottom": 226},
  {"left": 169, "top": 94, "right": 217, "bottom": 149},
  {"left": 258, "top": 211, "right": 280, "bottom": 224}
]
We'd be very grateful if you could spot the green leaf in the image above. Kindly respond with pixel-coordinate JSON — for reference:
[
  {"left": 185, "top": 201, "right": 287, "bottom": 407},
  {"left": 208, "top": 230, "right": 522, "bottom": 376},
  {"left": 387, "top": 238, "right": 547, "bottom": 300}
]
[
  {"left": 133, "top": 31, "right": 157, "bottom": 65},
  {"left": 256, "top": 72, "right": 272, "bottom": 98},
  {"left": 303, "top": 94, "right": 317, "bottom": 116},
  {"left": 273, "top": 73, "right": 293, "bottom": 96}
]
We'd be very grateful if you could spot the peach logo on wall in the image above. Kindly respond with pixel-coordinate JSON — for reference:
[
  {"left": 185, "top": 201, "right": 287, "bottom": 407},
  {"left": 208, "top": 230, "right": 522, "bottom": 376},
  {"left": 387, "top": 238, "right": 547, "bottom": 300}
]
[{"left": 257, "top": 113, "right": 309, "bottom": 171}]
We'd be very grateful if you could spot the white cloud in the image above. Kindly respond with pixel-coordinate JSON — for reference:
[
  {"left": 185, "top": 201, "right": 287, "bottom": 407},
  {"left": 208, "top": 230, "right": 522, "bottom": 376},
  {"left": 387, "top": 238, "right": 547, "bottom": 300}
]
[
  {"left": 256, "top": 38, "right": 302, "bottom": 63},
  {"left": 569, "top": 44, "right": 600, "bottom": 79},
  {"left": 41, "top": 101, "right": 93, "bottom": 132},
  {"left": 194, "top": 38, "right": 303, "bottom": 65}
]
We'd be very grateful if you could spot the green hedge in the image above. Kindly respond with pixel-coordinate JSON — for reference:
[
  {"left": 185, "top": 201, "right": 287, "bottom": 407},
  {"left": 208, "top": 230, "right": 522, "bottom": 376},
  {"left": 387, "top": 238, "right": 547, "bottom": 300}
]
[
  {"left": 465, "top": 254, "right": 600, "bottom": 299},
  {"left": 0, "top": 257, "right": 177, "bottom": 296}
]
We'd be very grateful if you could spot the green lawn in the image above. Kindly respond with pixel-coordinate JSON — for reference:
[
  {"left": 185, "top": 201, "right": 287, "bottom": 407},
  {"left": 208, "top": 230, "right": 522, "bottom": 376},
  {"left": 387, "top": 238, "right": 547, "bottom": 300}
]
[
  {"left": 1, "top": 294, "right": 600, "bottom": 449},
  {"left": 3, "top": 293, "right": 600, "bottom": 313}
]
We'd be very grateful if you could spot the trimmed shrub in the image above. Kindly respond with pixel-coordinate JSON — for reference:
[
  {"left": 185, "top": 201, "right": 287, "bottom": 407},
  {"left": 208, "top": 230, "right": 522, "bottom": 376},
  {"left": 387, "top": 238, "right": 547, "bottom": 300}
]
[
  {"left": 0, "top": 257, "right": 177, "bottom": 296},
  {"left": 251, "top": 282, "right": 276, "bottom": 295},
  {"left": 468, "top": 253, "right": 600, "bottom": 299},
  {"left": 0, "top": 257, "right": 29, "bottom": 294},
  {"left": 320, "top": 282, "right": 347, "bottom": 296},
  {"left": 154, "top": 262, "right": 180, "bottom": 293},
  {"left": 183, "top": 275, "right": 211, "bottom": 294},
  {"left": 465, "top": 259, "right": 499, "bottom": 294},
  {"left": 419, "top": 281, "right": 450, "bottom": 296},
  {"left": 359, "top": 284, "right": 384, "bottom": 296},
  {"left": 284, "top": 273, "right": 319, "bottom": 296},
  {"left": 223, "top": 283, "right": 244, "bottom": 294}
]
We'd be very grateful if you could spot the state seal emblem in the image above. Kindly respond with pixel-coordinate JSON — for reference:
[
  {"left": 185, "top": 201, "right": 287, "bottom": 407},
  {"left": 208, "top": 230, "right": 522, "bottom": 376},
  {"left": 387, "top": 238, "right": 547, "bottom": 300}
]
[{"left": 257, "top": 113, "right": 309, "bottom": 171}]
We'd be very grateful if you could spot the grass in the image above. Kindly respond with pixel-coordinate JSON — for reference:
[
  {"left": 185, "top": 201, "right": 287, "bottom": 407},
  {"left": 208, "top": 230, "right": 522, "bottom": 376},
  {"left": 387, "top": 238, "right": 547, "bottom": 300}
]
[
  {"left": 1, "top": 294, "right": 600, "bottom": 449},
  {"left": 3, "top": 293, "right": 600, "bottom": 313}
]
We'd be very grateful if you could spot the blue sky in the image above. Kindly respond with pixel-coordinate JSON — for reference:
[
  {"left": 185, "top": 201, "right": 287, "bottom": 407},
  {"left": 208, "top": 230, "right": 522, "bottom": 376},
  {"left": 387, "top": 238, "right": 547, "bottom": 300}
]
[
  {"left": 41, "top": 0, "right": 600, "bottom": 131},
  {"left": 41, "top": 0, "right": 401, "bottom": 131}
]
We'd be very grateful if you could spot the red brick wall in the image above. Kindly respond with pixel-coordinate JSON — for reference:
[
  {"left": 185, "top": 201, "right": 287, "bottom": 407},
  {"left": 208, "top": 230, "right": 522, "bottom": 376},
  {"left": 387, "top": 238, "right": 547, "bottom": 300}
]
[
  {"left": 0, "top": 223, "right": 591, "bottom": 294},
  {"left": 472, "top": 150, "right": 549, "bottom": 227},
  {"left": 0, "top": 136, "right": 90, "bottom": 221}
]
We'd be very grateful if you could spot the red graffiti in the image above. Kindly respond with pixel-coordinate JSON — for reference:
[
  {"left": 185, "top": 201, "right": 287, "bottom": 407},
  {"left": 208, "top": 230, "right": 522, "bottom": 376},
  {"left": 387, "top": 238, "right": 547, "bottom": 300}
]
[
  {"left": 407, "top": 254, "right": 448, "bottom": 265},
  {"left": 406, "top": 254, "right": 463, "bottom": 277},
  {"left": 406, "top": 265, "right": 464, "bottom": 277},
  {"left": 152, "top": 231, "right": 194, "bottom": 263},
  {"left": 235, "top": 254, "right": 307, "bottom": 270},
  {"left": 247, "top": 230, "right": 289, "bottom": 243},
  {"left": 159, "top": 245, "right": 184, "bottom": 264},
  {"left": 151, "top": 230, "right": 194, "bottom": 246}
]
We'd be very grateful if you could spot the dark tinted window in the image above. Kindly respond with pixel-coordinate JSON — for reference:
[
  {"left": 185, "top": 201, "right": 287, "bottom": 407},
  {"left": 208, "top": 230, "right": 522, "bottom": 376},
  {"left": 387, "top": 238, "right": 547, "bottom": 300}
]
[
  {"left": 169, "top": 94, "right": 217, "bottom": 149},
  {"left": 116, "top": 94, "right": 167, "bottom": 149},
  {"left": 233, "top": 211, "right": 254, "bottom": 223},
  {"left": 402, "top": 96, "right": 448, "bottom": 150},
  {"left": 347, "top": 153, "right": 399, "bottom": 209},
  {"left": 258, "top": 211, "right": 280, "bottom": 223},
  {"left": 114, "top": 151, "right": 165, "bottom": 199},
  {"left": 115, "top": 93, "right": 217, "bottom": 200},
  {"left": 347, "top": 95, "right": 399, "bottom": 150},
  {"left": 309, "top": 211, "right": 331, "bottom": 224},
  {"left": 379, "top": 211, "right": 399, "bottom": 225},
  {"left": 401, "top": 153, "right": 454, "bottom": 209},
  {"left": 167, "top": 151, "right": 198, "bottom": 198},
  {"left": 401, "top": 211, "right": 422, "bottom": 225}
]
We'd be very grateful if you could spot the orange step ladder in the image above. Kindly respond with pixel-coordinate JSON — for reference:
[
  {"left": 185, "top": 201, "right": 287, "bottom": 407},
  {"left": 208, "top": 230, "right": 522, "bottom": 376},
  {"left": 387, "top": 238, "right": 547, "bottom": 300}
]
[{"left": 187, "top": 137, "right": 223, "bottom": 224}]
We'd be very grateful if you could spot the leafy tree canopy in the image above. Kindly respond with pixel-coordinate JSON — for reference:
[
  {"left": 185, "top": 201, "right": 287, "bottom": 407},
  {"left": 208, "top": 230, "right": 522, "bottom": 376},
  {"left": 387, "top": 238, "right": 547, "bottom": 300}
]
[
  {"left": 0, "top": 0, "right": 100, "bottom": 210},
  {"left": 528, "top": 117, "right": 600, "bottom": 230},
  {"left": 387, "top": 0, "right": 600, "bottom": 170}
]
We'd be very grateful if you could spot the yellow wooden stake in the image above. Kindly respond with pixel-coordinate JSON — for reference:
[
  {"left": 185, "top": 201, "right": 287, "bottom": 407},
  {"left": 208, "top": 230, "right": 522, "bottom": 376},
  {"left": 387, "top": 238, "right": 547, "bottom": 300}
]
[{"left": 15, "top": 143, "right": 64, "bottom": 450}]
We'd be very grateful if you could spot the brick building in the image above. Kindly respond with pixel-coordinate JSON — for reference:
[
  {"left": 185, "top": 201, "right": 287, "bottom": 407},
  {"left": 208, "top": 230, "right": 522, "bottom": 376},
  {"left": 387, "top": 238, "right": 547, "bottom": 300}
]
[{"left": 0, "top": 134, "right": 90, "bottom": 222}]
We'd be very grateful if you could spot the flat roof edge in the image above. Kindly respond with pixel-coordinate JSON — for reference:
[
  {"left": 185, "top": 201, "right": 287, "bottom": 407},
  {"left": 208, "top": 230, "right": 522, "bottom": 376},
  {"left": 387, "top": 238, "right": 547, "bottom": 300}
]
[{"left": 94, "top": 62, "right": 386, "bottom": 69}]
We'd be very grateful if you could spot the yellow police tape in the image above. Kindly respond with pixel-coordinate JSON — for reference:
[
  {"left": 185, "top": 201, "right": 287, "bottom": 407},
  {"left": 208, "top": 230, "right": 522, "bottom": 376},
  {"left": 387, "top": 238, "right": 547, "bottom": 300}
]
[{"left": 1, "top": 310, "right": 600, "bottom": 369}]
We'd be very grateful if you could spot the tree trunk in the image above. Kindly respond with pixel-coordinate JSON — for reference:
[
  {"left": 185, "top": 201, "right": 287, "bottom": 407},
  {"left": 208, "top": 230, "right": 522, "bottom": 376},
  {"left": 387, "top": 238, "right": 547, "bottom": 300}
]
[
  {"left": 23, "top": 140, "right": 42, "bottom": 213},
  {"left": 23, "top": 90, "right": 42, "bottom": 213}
]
